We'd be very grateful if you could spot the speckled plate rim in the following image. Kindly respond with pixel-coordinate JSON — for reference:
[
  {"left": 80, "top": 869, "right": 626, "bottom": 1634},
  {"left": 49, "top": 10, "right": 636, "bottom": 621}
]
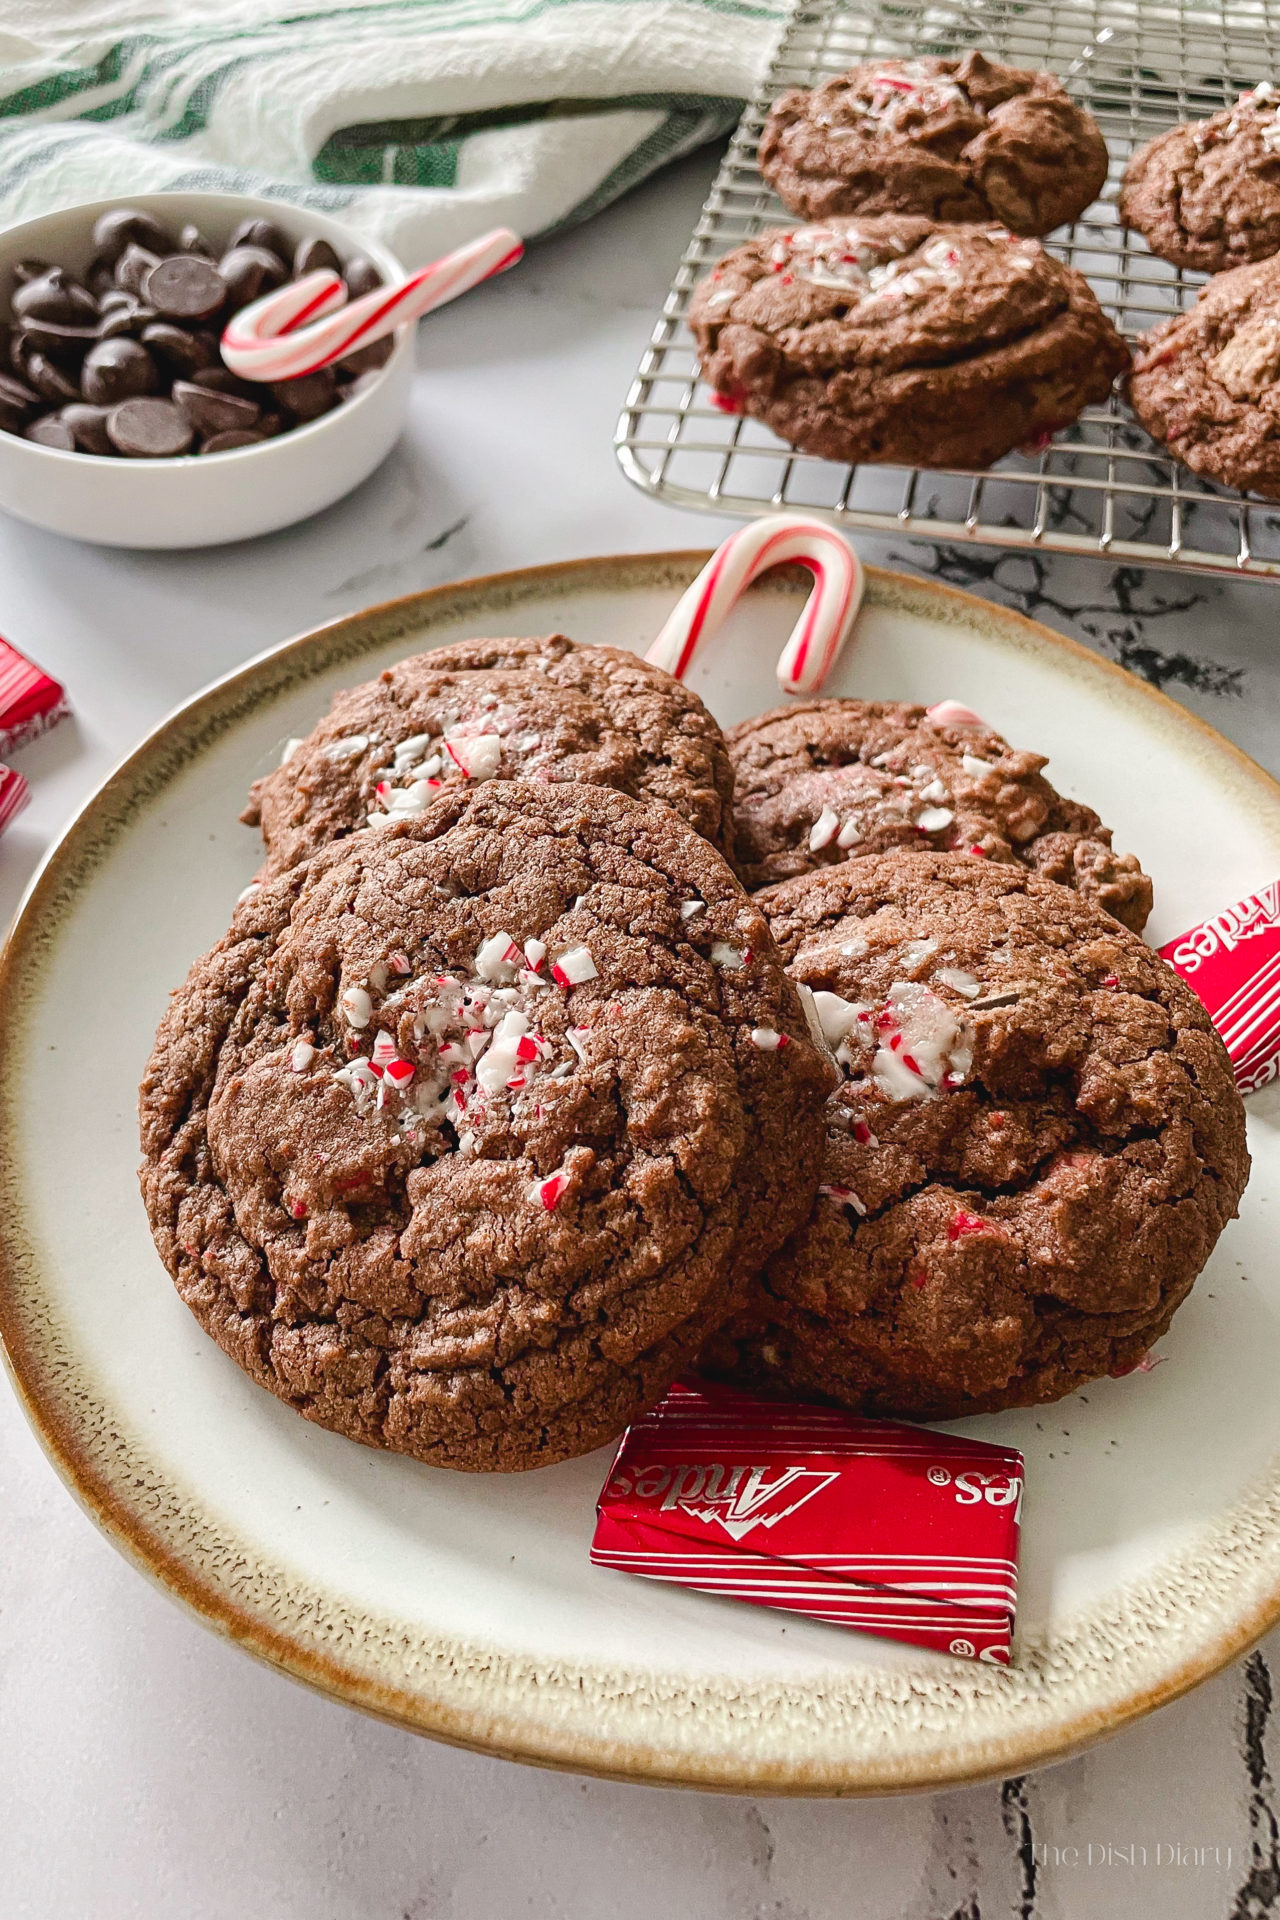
[{"left": 4, "top": 551, "right": 1280, "bottom": 1798}]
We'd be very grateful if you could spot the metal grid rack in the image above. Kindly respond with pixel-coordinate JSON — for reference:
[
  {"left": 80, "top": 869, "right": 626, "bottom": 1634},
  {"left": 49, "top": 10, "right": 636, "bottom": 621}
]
[{"left": 616, "top": 0, "right": 1280, "bottom": 579}]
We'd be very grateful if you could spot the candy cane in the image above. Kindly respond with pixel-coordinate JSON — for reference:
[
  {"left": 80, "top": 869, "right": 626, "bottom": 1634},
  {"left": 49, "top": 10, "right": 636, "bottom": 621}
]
[
  {"left": 221, "top": 227, "right": 524, "bottom": 381},
  {"left": 646, "top": 515, "right": 864, "bottom": 695}
]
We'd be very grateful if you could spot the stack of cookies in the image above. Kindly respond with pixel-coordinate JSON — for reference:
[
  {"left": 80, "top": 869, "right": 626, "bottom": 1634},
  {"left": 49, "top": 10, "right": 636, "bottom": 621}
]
[
  {"left": 139, "top": 636, "right": 1249, "bottom": 1471},
  {"left": 687, "top": 51, "right": 1280, "bottom": 499}
]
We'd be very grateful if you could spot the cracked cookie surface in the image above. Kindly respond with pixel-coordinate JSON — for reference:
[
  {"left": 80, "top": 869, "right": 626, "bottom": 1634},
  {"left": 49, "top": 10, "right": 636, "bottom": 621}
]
[
  {"left": 701, "top": 853, "right": 1248, "bottom": 1418},
  {"left": 244, "top": 634, "right": 736, "bottom": 874},
  {"left": 1129, "top": 254, "right": 1280, "bottom": 497},
  {"left": 1121, "top": 88, "right": 1280, "bottom": 273},
  {"left": 140, "top": 783, "right": 832, "bottom": 1470},
  {"left": 761, "top": 51, "right": 1108, "bottom": 235},
  {"left": 689, "top": 216, "right": 1129, "bottom": 469},
  {"left": 728, "top": 697, "right": 1153, "bottom": 931}
]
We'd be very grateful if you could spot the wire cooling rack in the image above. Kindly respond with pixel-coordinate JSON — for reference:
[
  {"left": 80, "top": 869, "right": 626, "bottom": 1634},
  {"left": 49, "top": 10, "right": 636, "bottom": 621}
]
[{"left": 616, "top": 0, "right": 1280, "bottom": 579}]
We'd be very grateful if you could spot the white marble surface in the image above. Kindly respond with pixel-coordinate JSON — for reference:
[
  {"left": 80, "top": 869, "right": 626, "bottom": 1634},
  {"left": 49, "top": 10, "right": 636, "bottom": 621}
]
[{"left": 5, "top": 150, "right": 1280, "bottom": 1920}]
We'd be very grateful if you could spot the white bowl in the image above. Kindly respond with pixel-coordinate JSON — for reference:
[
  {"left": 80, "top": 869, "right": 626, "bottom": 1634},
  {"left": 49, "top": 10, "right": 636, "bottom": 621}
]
[{"left": 0, "top": 192, "right": 413, "bottom": 548}]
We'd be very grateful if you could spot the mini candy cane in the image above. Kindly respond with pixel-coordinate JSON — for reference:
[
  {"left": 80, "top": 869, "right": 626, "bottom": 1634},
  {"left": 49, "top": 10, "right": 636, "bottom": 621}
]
[
  {"left": 221, "top": 227, "right": 524, "bottom": 382},
  {"left": 646, "top": 515, "right": 864, "bottom": 695}
]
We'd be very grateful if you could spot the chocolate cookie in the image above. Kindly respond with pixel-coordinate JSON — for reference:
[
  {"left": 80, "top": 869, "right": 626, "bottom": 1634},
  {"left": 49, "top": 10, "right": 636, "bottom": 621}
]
[
  {"left": 728, "top": 698, "right": 1152, "bottom": 931},
  {"left": 1129, "top": 254, "right": 1280, "bottom": 497},
  {"left": 760, "top": 51, "right": 1108, "bottom": 236},
  {"left": 701, "top": 853, "right": 1249, "bottom": 1419},
  {"left": 1121, "top": 86, "right": 1280, "bottom": 273},
  {"left": 139, "top": 783, "right": 833, "bottom": 1471},
  {"left": 244, "top": 635, "right": 736, "bottom": 874},
  {"left": 689, "top": 217, "right": 1129, "bottom": 469}
]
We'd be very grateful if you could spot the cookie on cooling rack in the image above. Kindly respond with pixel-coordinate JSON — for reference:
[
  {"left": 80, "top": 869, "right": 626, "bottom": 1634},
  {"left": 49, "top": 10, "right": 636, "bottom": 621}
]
[
  {"left": 688, "top": 216, "right": 1130, "bottom": 469},
  {"left": 244, "top": 634, "right": 736, "bottom": 874},
  {"left": 139, "top": 783, "right": 833, "bottom": 1472},
  {"left": 1121, "top": 86, "right": 1280, "bottom": 273},
  {"left": 1129, "top": 252, "right": 1280, "bottom": 498},
  {"left": 759, "top": 51, "right": 1109, "bottom": 235},
  {"left": 727, "top": 698, "right": 1153, "bottom": 932},
  {"left": 700, "top": 852, "right": 1249, "bottom": 1421}
]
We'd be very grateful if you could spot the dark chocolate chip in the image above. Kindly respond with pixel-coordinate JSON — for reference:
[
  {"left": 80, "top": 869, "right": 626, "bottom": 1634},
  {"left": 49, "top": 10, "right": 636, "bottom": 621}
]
[
  {"left": 86, "top": 257, "right": 117, "bottom": 299},
  {"left": 337, "top": 334, "right": 394, "bottom": 377},
  {"left": 81, "top": 337, "right": 159, "bottom": 405},
  {"left": 199, "top": 428, "right": 266, "bottom": 453},
  {"left": 172, "top": 379, "right": 260, "bottom": 436},
  {"left": 179, "top": 224, "right": 216, "bottom": 259},
  {"left": 219, "top": 244, "right": 289, "bottom": 309},
  {"left": 97, "top": 301, "right": 157, "bottom": 340},
  {"left": 294, "top": 235, "right": 342, "bottom": 278},
  {"left": 144, "top": 254, "right": 227, "bottom": 322},
  {"left": 115, "top": 244, "right": 162, "bottom": 297},
  {"left": 91, "top": 207, "right": 174, "bottom": 265},
  {"left": 61, "top": 402, "right": 114, "bottom": 455},
  {"left": 25, "top": 350, "right": 81, "bottom": 404},
  {"left": 271, "top": 368, "right": 336, "bottom": 420},
  {"left": 25, "top": 414, "right": 77, "bottom": 450},
  {"left": 106, "top": 396, "right": 194, "bottom": 458},
  {"left": 229, "top": 217, "right": 290, "bottom": 256},
  {"left": 12, "top": 258, "right": 52, "bottom": 286},
  {"left": 343, "top": 255, "right": 383, "bottom": 299},
  {"left": 12, "top": 268, "right": 98, "bottom": 325},
  {"left": 18, "top": 317, "right": 99, "bottom": 360},
  {"left": 0, "top": 371, "right": 41, "bottom": 434},
  {"left": 255, "top": 411, "right": 286, "bottom": 437},
  {"left": 188, "top": 366, "right": 262, "bottom": 401},
  {"left": 141, "top": 322, "right": 219, "bottom": 375}
]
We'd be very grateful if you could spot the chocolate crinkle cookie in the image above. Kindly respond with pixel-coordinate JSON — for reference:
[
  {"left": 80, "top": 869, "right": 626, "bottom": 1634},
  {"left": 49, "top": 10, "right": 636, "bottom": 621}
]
[
  {"left": 760, "top": 52, "right": 1108, "bottom": 236},
  {"left": 689, "top": 216, "right": 1129, "bottom": 469},
  {"left": 728, "top": 697, "right": 1153, "bottom": 931},
  {"left": 701, "top": 852, "right": 1249, "bottom": 1419},
  {"left": 1121, "top": 85, "right": 1280, "bottom": 274},
  {"left": 243, "top": 634, "right": 736, "bottom": 874},
  {"left": 1129, "top": 254, "right": 1280, "bottom": 498},
  {"left": 139, "top": 783, "right": 833, "bottom": 1471}
]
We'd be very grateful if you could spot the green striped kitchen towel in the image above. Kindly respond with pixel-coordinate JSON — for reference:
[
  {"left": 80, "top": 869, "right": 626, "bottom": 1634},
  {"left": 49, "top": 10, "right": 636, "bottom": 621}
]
[{"left": 0, "top": 0, "right": 786, "bottom": 263}]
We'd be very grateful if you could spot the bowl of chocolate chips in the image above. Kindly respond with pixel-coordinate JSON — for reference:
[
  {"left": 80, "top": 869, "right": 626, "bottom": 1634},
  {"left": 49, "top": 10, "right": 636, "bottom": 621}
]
[{"left": 0, "top": 192, "right": 413, "bottom": 547}]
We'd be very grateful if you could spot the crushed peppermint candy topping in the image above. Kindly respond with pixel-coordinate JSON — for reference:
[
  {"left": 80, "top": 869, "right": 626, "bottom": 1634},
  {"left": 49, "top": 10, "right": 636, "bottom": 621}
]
[
  {"left": 280, "top": 736, "right": 303, "bottom": 765},
  {"left": 809, "top": 804, "right": 841, "bottom": 851},
  {"left": 937, "top": 967, "right": 981, "bottom": 998},
  {"left": 711, "top": 941, "right": 748, "bottom": 970},
  {"left": 751, "top": 1027, "right": 789, "bottom": 1050},
  {"left": 289, "top": 1039, "right": 316, "bottom": 1073},
  {"left": 364, "top": 701, "right": 554, "bottom": 824},
  {"left": 323, "top": 734, "right": 371, "bottom": 761},
  {"left": 326, "top": 939, "right": 595, "bottom": 1153},
  {"left": 916, "top": 806, "right": 955, "bottom": 833},
  {"left": 820, "top": 1182, "right": 868, "bottom": 1215},
  {"left": 341, "top": 985, "right": 373, "bottom": 1028},
  {"left": 873, "top": 981, "right": 974, "bottom": 1099},
  {"left": 533, "top": 1166, "right": 572, "bottom": 1211},
  {"left": 551, "top": 944, "right": 598, "bottom": 986},
  {"left": 772, "top": 221, "right": 1034, "bottom": 307},
  {"left": 680, "top": 898, "right": 707, "bottom": 920}
]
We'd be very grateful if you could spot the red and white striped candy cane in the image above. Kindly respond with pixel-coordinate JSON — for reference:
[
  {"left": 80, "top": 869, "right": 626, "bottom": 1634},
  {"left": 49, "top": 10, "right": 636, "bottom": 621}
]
[
  {"left": 221, "top": 227, "right": 524, "bottom": 382},
  {"left": 646, "top": 515, "right": 864, "bottom": 695}
]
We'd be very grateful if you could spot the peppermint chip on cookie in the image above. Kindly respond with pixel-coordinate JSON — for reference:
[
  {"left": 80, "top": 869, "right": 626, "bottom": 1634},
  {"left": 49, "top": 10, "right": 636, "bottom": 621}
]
[
  {"left": 701, "top": 852, "right": 1249, "bottom": 1419},
  {"left": 140, "top": 783, "right": 832, "bottom": 1471},
  {"left": 244, "top": 634, "right": 736, "bottom": 874}
]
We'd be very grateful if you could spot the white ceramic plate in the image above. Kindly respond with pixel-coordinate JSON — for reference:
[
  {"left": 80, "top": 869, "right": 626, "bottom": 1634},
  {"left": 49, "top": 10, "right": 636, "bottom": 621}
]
[{"left": 4, "top": 553, "right": 1280, "bottom": 1795}]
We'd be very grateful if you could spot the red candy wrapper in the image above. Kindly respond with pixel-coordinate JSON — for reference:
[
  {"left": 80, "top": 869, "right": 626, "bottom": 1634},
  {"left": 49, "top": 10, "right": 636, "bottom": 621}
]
[
  {"left": 0, "top": 635, "right": 68, "bottom": 756},
  {"left": 0, "top": 763, "right": 31, "bottom": 835},
  {"left": 591, "top": 1381, "right": 1023, "bottom": 1663},
  {"left": 1161, "top": 881, "right": 1280, "bottom": 1092}
]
